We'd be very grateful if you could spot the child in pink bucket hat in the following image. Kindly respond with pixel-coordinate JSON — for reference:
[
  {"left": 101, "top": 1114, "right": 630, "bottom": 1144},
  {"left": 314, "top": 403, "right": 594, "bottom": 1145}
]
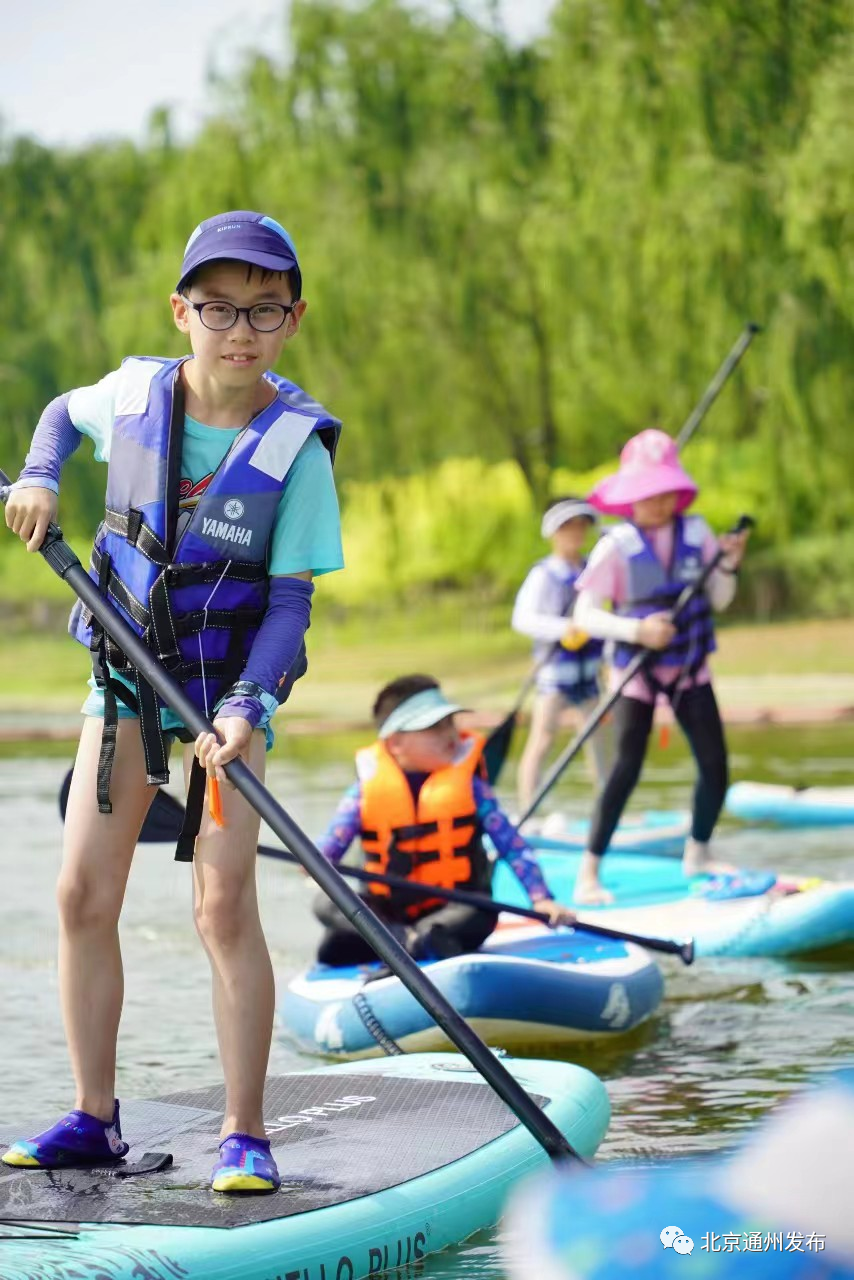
[
  {"left": 590, "top": 428, "right": 698, "bottom": 517},
  {"left": 568, "top": 429, "right": 749, "bottom": 905}
]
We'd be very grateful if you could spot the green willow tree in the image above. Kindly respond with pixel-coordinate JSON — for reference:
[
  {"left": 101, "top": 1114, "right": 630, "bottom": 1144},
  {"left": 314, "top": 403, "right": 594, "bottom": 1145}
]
[{"left": 0, "top": 0, "right": 851, "bottom": 564}]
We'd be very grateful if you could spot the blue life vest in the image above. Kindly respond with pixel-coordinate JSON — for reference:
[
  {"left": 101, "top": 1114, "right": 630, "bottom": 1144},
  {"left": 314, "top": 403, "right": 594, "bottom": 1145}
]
[
  {"left": 534, "top": 558, "right": 603, "bottom": 695},
  {"left": 71, "top": 355, "right": 340, "bottom": 817},
  {"left": 609, "top": 515, "right": 716, "bottom": 672}
]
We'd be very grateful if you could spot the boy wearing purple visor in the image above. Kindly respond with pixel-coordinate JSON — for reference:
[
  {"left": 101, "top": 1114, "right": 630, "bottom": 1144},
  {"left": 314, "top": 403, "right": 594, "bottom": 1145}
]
[
  {"left": 313, "top": 675, "right": 576, "bottom": 967},
  {"left": 4, "top": 212, "right": 344, "bottom": 1193}
]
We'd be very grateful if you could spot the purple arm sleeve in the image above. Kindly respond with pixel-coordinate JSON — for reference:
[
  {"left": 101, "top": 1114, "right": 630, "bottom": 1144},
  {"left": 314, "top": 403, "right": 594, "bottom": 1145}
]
[
  {"left": 473, "top": 775, "right": 552, "bottom": 901},
  {"left": 316, "top": 783, "right": 362, "bottom": 864},
  {"left": 216, "top": 576, "right": 314, "bottom": 728},
  {"left": 16, "top": 394, "right": 81, "bottom": 492}
]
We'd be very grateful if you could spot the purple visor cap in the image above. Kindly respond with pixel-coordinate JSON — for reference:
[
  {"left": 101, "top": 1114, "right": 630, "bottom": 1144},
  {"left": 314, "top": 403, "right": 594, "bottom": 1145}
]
[{"left": 177, "top": 211, "right": 299, "bottom": 291}]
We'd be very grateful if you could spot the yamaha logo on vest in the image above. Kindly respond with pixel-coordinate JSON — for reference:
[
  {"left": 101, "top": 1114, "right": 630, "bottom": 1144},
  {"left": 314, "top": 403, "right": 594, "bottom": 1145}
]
[{"left": 201, "top": 503, "right": 253, "bottom": 547}]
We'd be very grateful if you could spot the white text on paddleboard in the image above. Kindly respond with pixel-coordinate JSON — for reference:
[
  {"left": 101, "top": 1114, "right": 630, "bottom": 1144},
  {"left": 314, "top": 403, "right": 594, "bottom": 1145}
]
[{"left": 267, "top": 1094, "right": 376, "bottom": 1133}]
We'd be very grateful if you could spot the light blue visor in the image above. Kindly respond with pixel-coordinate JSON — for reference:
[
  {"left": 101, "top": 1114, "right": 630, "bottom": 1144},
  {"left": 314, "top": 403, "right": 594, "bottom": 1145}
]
[{"left": 378, "top": 688, "right": 467, "bottom": 739}]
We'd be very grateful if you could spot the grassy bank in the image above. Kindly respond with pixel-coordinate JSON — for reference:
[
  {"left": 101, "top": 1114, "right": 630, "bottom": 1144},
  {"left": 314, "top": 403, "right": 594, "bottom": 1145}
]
[{"left": 3, "top": 606, "right": 854, "bottom": 727}]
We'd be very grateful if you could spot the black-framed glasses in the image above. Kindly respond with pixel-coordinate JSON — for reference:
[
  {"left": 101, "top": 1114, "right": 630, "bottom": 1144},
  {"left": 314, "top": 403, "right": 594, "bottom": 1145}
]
[{"left": 182, "top": 296, "right": 295, "bottom": 332}]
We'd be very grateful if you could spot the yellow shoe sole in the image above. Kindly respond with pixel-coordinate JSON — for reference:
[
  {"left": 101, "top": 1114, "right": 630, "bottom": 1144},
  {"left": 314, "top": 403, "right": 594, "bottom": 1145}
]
[
  {"left": 211, "top": 1170, "right": 278, "bottom": 1194},
  {"left": 2, "top": 1150, "right": 42, "bottom": 1168}
]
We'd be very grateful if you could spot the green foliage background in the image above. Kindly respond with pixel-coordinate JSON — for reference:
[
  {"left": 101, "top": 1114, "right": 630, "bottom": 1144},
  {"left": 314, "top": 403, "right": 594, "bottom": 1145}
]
[{"left": 1, "top": 0, "right": 852, "bottom": 616}]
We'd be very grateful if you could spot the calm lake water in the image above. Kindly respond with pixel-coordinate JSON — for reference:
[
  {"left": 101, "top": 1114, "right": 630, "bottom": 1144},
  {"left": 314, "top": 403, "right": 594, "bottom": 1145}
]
[{"left": 0, "top": 722, "right": 852, "bottom": 1277}]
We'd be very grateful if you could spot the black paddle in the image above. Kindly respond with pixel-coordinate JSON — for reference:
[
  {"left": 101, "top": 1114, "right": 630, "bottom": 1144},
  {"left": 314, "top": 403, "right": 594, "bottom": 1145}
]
[
  {"left": 675, "top": 323, "right": 760, "bottom": 450},
  {"left": 485, "top": 323, "right": 761, "bottom": 785},
  {"left": 517, "top": 515, "right": 756, "bottom": 829},
  {"left": 1, "top": 472, "right": 576, "bottom": 1164},
  {"left": 481, "top": 655, "right": 552, "bottom": 784},
  {"left": 58, "top": 769, "right": 694, "bottom": 964}
]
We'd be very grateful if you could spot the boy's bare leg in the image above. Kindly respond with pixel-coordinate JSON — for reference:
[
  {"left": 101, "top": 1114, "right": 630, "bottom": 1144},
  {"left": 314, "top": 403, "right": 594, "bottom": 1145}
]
[
  {"left": 187, "top": 733, "right": 272, "bottom": 1140},
  {"left": 59, "top": 718, "right": 155, "bottom": 1120},
  {"left": 516, "top": 689, "right": 564, "bottom": 815}
]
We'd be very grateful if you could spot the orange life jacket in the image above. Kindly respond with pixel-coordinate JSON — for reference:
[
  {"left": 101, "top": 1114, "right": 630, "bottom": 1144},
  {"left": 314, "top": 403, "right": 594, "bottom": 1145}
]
[{"left": 357, "top": 731, "right": 489, "bottom": 919}]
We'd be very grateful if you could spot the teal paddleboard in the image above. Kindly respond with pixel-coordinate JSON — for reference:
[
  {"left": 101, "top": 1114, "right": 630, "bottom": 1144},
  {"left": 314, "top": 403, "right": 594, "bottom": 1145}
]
[
  {"left": 0, "top": 1053, "right": 609, "bottom": 1280},
  {"left": 495, "top": 846, "right": 854, "bottom": 957}
]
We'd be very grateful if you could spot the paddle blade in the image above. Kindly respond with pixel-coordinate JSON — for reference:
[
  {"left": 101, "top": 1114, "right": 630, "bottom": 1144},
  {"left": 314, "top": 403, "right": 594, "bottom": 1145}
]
[
  {"left": 482, "top": 713, "right": 517, "bottom": 785},
  {"left": 59, "top": 768, "right": 186, "bottom": 844}
]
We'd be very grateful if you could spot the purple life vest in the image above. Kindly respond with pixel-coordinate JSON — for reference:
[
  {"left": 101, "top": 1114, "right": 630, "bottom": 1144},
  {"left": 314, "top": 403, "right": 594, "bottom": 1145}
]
[
  {"left": 609, "top": 515, "right": 716, "bottom": 671},
  {"left": 535, "top": 558, "right": 604, "bottom": 686},
  {"left": 70, "top": 354, "right": 340, "bottom": 789}
]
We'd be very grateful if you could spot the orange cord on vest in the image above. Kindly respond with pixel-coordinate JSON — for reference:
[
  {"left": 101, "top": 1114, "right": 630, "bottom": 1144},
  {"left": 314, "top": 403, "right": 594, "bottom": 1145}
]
[
  {"left": 658, "top": 723, "right": 671, "bottom": 750},
  {"left": 208, "top": 778, "right": 224, "bottom": 827}
]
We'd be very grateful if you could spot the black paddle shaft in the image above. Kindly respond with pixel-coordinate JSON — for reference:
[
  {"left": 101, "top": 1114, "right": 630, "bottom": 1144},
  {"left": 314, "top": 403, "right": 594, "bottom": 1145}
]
[
  {"left": 517, "top": 515, "right": 755, "bottom": 828},
  {"left": 0, "top": 475, "right": 577, "bottom": 1164},
  {"left": 675, "top": 324, "right": 760, "bottom": 450},
  {"left": 58, "top": 770, "right": 695, "bottom": 963}
]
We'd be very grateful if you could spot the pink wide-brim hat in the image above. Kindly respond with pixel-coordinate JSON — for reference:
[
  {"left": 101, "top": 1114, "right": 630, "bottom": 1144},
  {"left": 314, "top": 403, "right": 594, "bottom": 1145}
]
[{"left": 589, "top": 428, "right": 698, "bottom": 518}]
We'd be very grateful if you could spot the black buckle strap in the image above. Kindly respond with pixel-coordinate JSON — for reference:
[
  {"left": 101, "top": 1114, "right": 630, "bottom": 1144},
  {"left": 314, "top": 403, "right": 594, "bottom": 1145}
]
[
  {"left": 167, "top": 657, "right": 245, "bottom": 683},
  {"left": 390, "top": 820, "right": 439, "bottom": 841},
  {"left": 452, "top": 812, "right": 477, "bottom": 829},
  {"left": 104, "top": 508, "right": 169, "bottom": 566},
  {"left": 90, "top": 546, "right": 150, "bottom": 629},
  {"left": 385, "top": 812, "right": 477, "bottom": 846},
  {"left": 148, "top": 570, "right": 182, "bottom": 667},
  {"left": 171, "top": 605, "right": 264, "bottom": 637},
  {"left": 162, "top": 561, "right": 268, "bottom": 589}
]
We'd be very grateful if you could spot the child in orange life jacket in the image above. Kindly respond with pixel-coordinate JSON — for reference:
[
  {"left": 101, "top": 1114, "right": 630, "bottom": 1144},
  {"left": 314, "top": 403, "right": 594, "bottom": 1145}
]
[
  {"left": 512, "top": 496, "right": 611, "bottom": 816},
  {"left": 571, "top": 429, "right": 750, "bottom": 905},
  {"left": 314, "top": 675, "right": 576, "bottom": 966}
]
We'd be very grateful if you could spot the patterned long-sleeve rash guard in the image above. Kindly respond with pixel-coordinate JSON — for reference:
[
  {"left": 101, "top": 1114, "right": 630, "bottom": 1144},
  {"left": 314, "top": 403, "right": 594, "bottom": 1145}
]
[{"left": 317, "top": 774, "right": 552, "bottom": 902}]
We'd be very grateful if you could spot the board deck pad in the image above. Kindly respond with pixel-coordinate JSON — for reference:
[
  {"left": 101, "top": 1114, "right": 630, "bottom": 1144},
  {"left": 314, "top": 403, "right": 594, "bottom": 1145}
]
[{"left": 0, "top": 1072, "right": 547, "bottom": 1230}]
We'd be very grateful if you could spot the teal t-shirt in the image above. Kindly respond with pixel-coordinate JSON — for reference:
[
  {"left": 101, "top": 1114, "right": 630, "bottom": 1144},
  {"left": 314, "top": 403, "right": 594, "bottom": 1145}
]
[{"left": 68, "top": 369, "right": 344, "bottom": 577}]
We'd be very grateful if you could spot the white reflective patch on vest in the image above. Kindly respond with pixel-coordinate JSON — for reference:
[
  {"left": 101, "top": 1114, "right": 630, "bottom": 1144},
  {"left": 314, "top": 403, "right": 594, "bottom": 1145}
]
[
  {"left": 682, "top": 514, "right": 705, "bottom": 548},
  {"left": 610, "top": 523, "right": 645, "bottom": 557},
  {"left": 355, "top": 748, "right": 379, "bottom": 782},
  {"left": 249, "top": 409, "right": 317, "bottom": 481},
  {"left": 115, "top": 359, "right": 162, "bottom": 416}
]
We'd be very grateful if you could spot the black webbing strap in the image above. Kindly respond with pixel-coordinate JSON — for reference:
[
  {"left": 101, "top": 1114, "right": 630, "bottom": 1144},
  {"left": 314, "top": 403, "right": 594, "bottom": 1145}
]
[
  {"left": 134, "top": 667, "right": 170, "bottom": 787},
  {"left": 163, "top": 368, "right": 186, "bottom": 558},
  {"left": 161, "top": 561, "right": 268, "bottom": 589},
  {"left": 103, "top": 508, "right": 169, "bottom": 565},
  {"left": 176, "top": 758, "right": 207, "bottom": 863},
  {"left": 90, "top": 551, "right": 118, "bottom": 814},
  {"left": 89, "top": 546, "right": 150, "bottom": 629},
  {"left": 171, "top": 605, "right": 265, "bottom": 637},
  {"left": 148, "top": 570, "right": 182, "bottom": 668}
]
